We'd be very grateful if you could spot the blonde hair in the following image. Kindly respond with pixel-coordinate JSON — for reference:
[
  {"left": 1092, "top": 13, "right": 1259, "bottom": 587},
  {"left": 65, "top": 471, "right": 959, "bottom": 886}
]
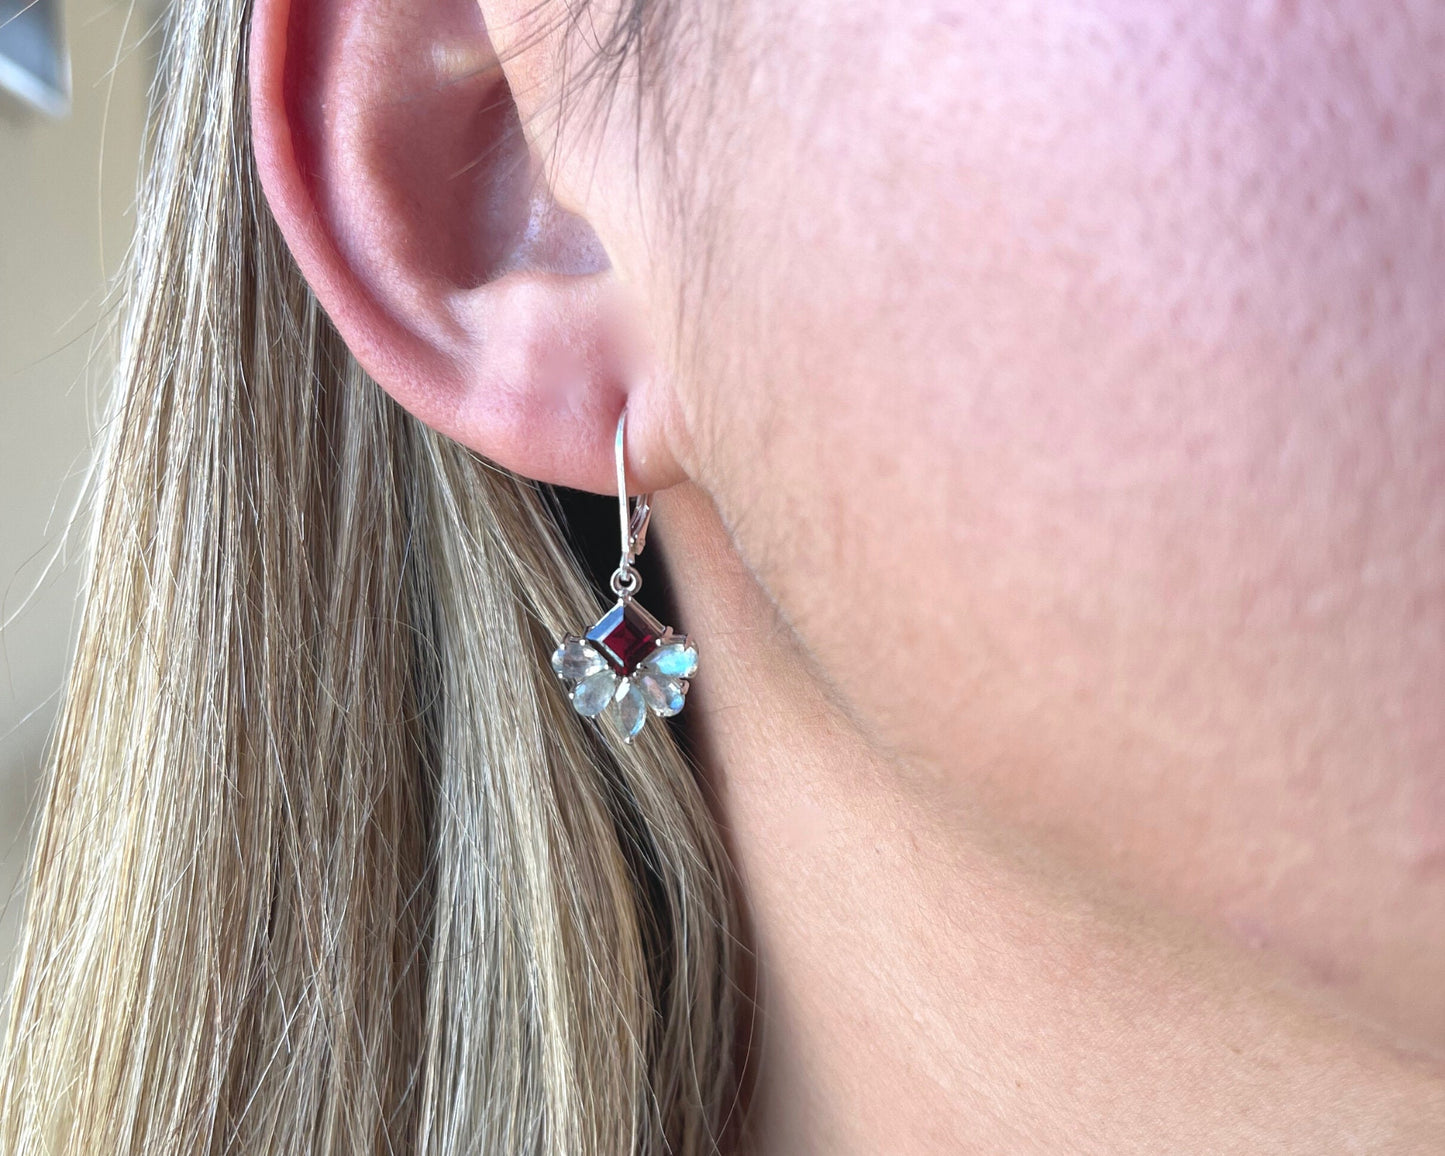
[{"left": 0, "top": 1, "right": 744, "bottom": 1151}]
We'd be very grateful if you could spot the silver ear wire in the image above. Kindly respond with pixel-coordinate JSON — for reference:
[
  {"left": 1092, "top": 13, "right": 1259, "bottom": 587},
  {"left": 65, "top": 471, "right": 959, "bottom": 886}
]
[{"left": 610, "top": 410, "right": 652, "bottom": 600}]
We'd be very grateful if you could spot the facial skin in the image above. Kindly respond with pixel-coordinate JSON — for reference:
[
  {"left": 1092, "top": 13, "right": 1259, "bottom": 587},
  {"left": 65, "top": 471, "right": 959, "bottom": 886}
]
[
  {"left": 250, "top": 0, "right": 1445, "bottom": 1146},
  {"left": 527, "top": 0, "right": 1445, "bottom": 1048}
]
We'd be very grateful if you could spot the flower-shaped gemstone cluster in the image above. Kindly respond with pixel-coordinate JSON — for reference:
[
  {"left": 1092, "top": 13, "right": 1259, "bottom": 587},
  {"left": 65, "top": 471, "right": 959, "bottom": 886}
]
[{"left": 551, "top": 599, "right": 698, "bottom": 741}]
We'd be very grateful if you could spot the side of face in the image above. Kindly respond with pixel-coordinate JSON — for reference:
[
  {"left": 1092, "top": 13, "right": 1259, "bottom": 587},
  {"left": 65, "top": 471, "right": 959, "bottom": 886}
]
[
  {"left": 250, "top": 0, "right": 1445, "bottom": 1057},
  {"left": 524, "top": 0, "right": 1445, "bottom": 1053}
]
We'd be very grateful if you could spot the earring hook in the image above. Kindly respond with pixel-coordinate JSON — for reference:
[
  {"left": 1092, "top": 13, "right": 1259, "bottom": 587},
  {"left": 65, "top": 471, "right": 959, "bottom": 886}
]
[{"left": 611, "top": 410, "right": 651, "bottom": 599}]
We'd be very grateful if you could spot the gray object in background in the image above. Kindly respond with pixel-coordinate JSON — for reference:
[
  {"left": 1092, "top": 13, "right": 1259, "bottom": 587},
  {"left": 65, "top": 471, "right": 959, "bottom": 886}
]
[{"left": 0, "top": 0, "right": 70, "bottom": 117}]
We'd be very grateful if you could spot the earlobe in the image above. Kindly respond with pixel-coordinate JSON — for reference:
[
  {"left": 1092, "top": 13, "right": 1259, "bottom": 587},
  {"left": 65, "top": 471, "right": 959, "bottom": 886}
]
[{"left": 248, "top": 0, "right": 679, "bottom": 493}]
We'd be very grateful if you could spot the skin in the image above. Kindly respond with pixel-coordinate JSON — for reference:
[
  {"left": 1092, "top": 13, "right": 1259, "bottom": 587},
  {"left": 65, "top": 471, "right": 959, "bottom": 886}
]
[{"left": 249, "top": 0, "right": 1445, "bottom": 1149}]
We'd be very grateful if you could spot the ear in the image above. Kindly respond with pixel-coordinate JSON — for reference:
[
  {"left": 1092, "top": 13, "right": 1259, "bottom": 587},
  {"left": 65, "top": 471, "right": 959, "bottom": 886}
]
[{"left": 248, "top": 0, "right": 680, "bottom": 493}]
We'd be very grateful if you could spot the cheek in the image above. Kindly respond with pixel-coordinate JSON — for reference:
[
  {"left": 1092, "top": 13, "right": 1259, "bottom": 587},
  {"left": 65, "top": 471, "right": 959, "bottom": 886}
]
[
  {"left": 669, "top": 0, "right": 1445, "bottom": 1045},
  {"left": 693, "top": 0, "right": 1445, "bottom": 665}
]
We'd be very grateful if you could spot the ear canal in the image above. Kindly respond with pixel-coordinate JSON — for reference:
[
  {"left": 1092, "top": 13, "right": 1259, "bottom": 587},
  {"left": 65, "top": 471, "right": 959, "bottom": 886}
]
[{"left": 496, "top": 188, "right": 612, "bottom": 278}]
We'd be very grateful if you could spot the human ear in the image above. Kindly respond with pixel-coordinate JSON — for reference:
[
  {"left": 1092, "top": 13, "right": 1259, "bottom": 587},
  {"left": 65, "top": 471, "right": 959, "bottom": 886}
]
[{"left": 248, "top": 0, "right": 680, "bottom": 493}]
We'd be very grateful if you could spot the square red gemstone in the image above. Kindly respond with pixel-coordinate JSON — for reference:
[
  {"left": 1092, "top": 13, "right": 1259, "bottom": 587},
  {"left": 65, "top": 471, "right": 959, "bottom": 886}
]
[{"left": 586, "top": 600, "right": 665, "bottom": 675}]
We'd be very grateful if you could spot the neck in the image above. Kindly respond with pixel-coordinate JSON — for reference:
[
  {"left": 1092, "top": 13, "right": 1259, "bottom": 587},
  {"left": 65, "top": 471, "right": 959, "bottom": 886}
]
[{"left": 651, "top": 482, "right": 1445, "bottom": 1155}]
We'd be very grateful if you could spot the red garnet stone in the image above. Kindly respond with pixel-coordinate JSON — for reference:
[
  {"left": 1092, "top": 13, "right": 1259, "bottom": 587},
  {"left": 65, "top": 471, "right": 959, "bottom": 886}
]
[{"left": 586, "top": 600, "right": 666, "bottom": 675}]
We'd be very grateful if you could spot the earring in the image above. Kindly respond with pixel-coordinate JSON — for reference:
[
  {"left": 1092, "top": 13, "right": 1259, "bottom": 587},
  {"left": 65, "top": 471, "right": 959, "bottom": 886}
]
[{"left": 550, "top": 411, "right": 699, "bottom": 743}]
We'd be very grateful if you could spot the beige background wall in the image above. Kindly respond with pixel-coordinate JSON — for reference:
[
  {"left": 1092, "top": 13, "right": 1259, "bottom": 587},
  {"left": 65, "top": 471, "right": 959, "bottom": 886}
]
[{"left": 0, "top": 0, "right": 150, "bottom": 982}]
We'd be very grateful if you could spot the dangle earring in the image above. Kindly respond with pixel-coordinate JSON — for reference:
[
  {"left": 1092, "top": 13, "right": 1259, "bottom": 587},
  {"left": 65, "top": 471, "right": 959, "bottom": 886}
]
[{"left": 550, "top": 411, "right": 699, "bottom": 743}]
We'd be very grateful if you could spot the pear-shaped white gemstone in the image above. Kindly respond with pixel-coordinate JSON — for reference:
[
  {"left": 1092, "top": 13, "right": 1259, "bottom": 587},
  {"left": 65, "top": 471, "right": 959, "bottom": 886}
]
[
  {"left": 643, "top": 640, "right": 698, "bottom": 680},
  {"left": 552, "top": 637, "right": 606, "bottom": 682},
  {"left": 638, "top": 671, "right": 686, "bottom": 717},
  {"left": 610, "top": 678, "right": 647, "bottom": 739},
  {"left": 572, "top": 668, "right": 619, "bottom": 717}
]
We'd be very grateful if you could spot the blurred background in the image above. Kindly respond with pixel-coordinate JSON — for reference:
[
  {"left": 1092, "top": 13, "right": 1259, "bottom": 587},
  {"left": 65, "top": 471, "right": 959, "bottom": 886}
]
[{"left": 0, "top": 0, "right": 154, "bottom": 988}]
